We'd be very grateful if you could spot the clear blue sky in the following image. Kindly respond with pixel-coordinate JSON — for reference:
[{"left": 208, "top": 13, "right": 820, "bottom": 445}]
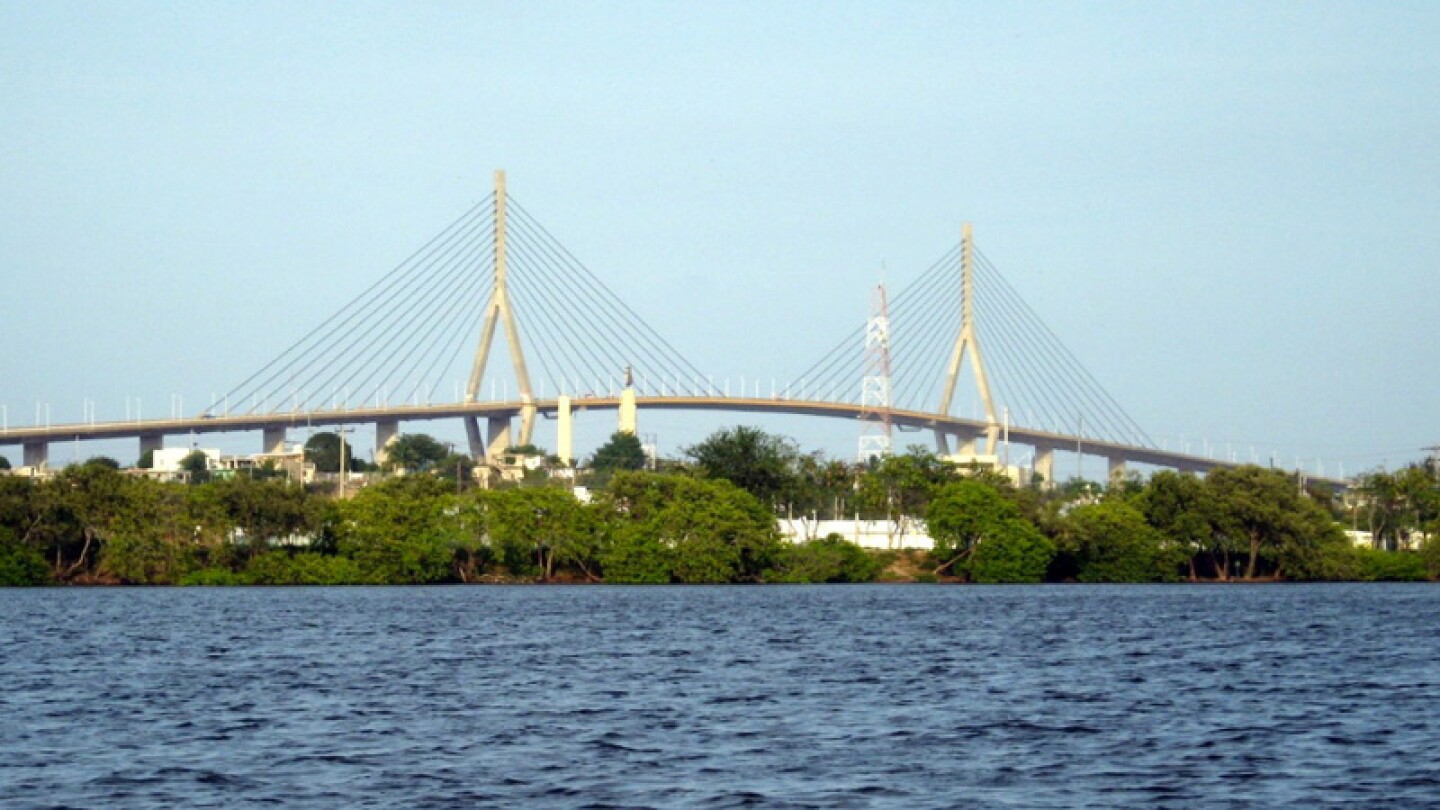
[{"left": 2, "top": 2, "right": 1437, "bottom": 472}]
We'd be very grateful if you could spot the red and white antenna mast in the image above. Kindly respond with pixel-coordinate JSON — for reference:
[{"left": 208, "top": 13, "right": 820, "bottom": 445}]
[{"left": 858, "top": 283, "right": 893, "bottom": 461}]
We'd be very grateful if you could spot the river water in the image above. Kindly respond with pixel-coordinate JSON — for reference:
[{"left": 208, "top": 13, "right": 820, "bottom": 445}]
[{"left": 2, "top": 584, "right": 1438, "bottom": 808}]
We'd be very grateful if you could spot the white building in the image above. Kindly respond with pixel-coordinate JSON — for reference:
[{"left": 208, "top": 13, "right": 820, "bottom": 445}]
[{"left": 778, "top": 517, "right": 934, "bottom": 550}]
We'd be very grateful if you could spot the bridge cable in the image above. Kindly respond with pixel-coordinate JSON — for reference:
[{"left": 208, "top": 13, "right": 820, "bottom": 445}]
[
  {"left": 506, "top": 219, "right": 692, "bottom": 394},
  {"left": 222, "top": 199, "right": 492, "bottom": 413}
]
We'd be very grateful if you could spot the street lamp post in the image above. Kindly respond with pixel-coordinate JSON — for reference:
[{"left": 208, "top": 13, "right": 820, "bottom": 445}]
[{"left": 337, "top": 426, "right": 353, "bottom": 499}]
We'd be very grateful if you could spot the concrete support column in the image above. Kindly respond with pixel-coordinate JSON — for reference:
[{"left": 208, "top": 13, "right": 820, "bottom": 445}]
[
  {"left": 934, "top": 430, "right": 951, "bottom": 455},
  {"left": 139, "top": 434, "right": 164, "bottom": 463},
  {"left": 1034, "top": 447, "right": 1056, "bottom": 488},
  {"left": 957, "top": 433, "right": 979, "bottom": 456},
  {"left": 556, "top": 395, "right": 573, "bottom": 466},
  {"left": 374, "top": 420, "right": 399, "bottom": 467},
  {"left": 22, "top": 441, "right": 48, "bottom": 469},
  {"left": 262, "top": 427, "right": 287, "bottom": 455},
  {"left": 464, "top": 417, "right": 484, "bottom": 460},
  {"left": 619, "top": 388, "right": 637, "bottom": 435},
  {"left": 486, "top": 416, "right": 512, "bottom": 461},
  {"left": 1107, "top": 456, "right": 1128, "bottom": 484}
]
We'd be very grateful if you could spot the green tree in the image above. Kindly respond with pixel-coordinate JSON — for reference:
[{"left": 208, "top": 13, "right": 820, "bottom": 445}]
[
  {"left": 782, "top": 455, "right": 855, "bottom": 519},
  {"left": 600, "top": 527, "right": 672, "bottom": 583},
  {"left": 1420, "top": 534, "right": 1440, "bottom": 581},
  {"left": 967, "top": 520, "right": 1054, "bottom": 583},
  {"left": 335, "top": 476, "right": 459, "bottom": 583},
  {"left": 684, "top": 426, "right": 799, "bottom": 506},
  {"left": 305, "top": 431, "right": 364, "bottom": 473},
  {"left": 136, "top": 449, "right": 154, "bottom": 469},
  {"left": 484, "top": 486, "right": 593, "bottom": 580},
  {"left": 1205, "top": 465, "right": 1341, "bottom": 580},
  {"left": 856, "top": 448, "right": 963, "bottom": 524},
  {"left": 600, "top": 472, "right": 782, "bottom": 583},
  {"left": 925, "top": 479, "right": 1022, "bottom": 576},
  {"left": 98, "top": 477, "right": 195, "bottom": 584},
  {"left": 1060, "top": 500, "right": 1182, "bottom": 583},
  {"left": 191, "top": 476, "right": 317, "bottom": 557},
  {"left": 1138, "top": 471, "right": 1212, "bottom": 580},
  {"left": 179, "top": 450, "right": 212, "bottom": 484},
  {"left": 51, "top": 464, "right": 133, "bottom": 579},
  {"left": 82, "top": 456, "right": 121, "bottom": 470},
  {"left": 436, "top": 453, "right": 476, "bottom": 488},
  {"left": 382, "top": 433, "right": 450, "bottom": 473},
  {"left": 0, "top": 455, "right": 10, "bottom": 470},
  {"left": 591, "top": 432, "right": 647, "bottom": 475}
]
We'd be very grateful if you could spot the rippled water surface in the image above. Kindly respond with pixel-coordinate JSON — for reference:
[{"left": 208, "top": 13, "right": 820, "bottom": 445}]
[{"left": 3, "top": 584, "right": 1439, "bottom": 808}]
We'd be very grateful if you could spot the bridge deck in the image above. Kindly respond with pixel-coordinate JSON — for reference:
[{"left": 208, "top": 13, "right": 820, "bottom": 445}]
[{"left": 0, "top": 396, "right": 1333, "bottom": 483}]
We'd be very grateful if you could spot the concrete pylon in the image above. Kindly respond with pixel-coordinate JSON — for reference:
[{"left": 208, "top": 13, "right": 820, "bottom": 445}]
[
  {"left": 463, "top": 169, "right": 536, "bottom": 461},
  {"left": 935, "top": 223, "right": 999, "bottom": 455},
  {"left": 1107, "top": 457, "right": 1128, "bottom": 485}
]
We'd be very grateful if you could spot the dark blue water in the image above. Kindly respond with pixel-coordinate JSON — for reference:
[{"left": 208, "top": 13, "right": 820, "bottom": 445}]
[{"left": 2, "top": 584, "right": 1438, "bottom": 808}]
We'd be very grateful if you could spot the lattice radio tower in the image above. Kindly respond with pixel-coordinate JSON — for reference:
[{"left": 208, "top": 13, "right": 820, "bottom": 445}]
[{"left": 858, "top": 283, "right": 894, "bottom": 461}]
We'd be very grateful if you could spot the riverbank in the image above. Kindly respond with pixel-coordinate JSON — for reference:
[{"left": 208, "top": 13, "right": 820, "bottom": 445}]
[{"left": 4, "top": 442, "right": 1438, "bottom": 587}]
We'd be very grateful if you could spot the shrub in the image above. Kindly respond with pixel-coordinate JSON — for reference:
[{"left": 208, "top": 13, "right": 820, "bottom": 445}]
[
  {"left": 766, "top": 534, "right": 884, "bottom": 583},
  {"left": 0, "top": 529, "right": 50, "bottom": 586}
]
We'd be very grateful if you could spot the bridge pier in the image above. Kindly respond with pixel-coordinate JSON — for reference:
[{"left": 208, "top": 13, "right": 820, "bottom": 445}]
[
  {"left": 556, "top": 395, "right": 573, "bottom": 466},
  {"left": 262, "top": 427, "right": 287, "bottom": 455},
  {"left": 139, "top": 434, "right": 163, "bottom": 464},
  {"left": 934, "top": 431, "right": 950, "bottom": 455},
  {"left": 485, "top": 416, "right": 511, "bottom": 461},
  {"left": 374, "top": 420, "right": 398, "bottom": 466},
  {"left": 22, "top": 441, "right": 48, "bottom": 469},
  {"left": 1107, "top": 456, "right": 1128, "bottom": 484},
  {"left": 464, "top": 417, "right": 484, "bottom": 460},
  {"left": 1033, "top": 447, "right": 1056, "bottom": 488},
  {"left": 619, "top": 388, "right": 637, "bottom": 435}
]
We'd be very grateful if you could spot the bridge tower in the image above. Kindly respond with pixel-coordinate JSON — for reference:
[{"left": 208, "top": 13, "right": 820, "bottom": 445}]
[
  {"left": 858, "top": 284, "right": 893, "bottom": 461},
  {"left": 935, "top": 223, "right": 999, "bottom": 456},
  {"left": 463, "top": 170, "right": 536, "bottom": 461}
]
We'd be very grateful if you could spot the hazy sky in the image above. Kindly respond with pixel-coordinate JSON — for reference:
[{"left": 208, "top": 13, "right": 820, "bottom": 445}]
[{"left": 2, "top": 2, "right": 1437, "bottom": 472}]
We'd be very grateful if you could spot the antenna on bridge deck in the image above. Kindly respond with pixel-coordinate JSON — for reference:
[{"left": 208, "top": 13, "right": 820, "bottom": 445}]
[
  {"left": 858, "top": 283, "right": 893, "bottom": 461},
  {"left": 463, "top": 169, "right": 536, "bottom": 460},
  {"left": 935, "top": 222, "right": 999, "bottom": 456}
]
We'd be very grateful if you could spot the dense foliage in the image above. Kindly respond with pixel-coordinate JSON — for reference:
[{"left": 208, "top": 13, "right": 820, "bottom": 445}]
[{"left": 1, "top": 428, "right": 1434, "bottom": 586}]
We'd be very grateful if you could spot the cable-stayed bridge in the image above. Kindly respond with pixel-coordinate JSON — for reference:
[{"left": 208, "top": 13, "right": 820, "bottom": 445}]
[{"left": 0, "top": 172, "right": 1339, "bottom": 486}]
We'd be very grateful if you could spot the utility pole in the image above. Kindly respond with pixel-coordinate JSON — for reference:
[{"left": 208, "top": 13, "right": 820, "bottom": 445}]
[{"left": 337, "top": 426, "right": 352, "bottom": 499}]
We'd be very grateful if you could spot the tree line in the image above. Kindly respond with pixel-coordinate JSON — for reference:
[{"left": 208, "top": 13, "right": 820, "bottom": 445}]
[{"left": 1, "top": 427, "right": 1436, "bottom": 586}]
